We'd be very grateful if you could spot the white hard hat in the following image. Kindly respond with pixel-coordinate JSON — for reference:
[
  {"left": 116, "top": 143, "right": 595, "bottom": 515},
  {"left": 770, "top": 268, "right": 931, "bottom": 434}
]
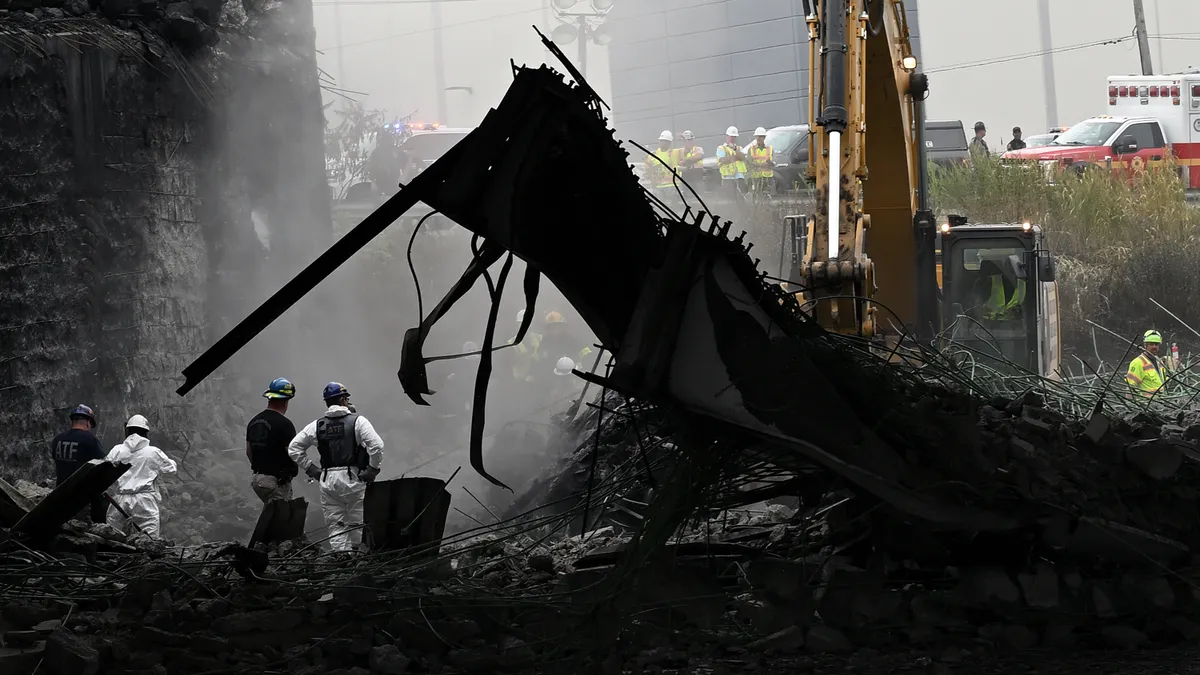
[
  {"left": 126, "top": 414, "right": 150, "bottom": 432},
  {"left": 726, "top": 126, "right": 739, "bottom": 137},
  {"left": 754, "top": 127, "right": 768, "bottom": 136},
  {"left": 463, "top": 341, "right": 480, "bottom": 362},
  {"left": 554, "top": 357, "right": 576, "bottom": 376},
  {"left": 658, "top": 130, "right": 673, "bottom": 142}
]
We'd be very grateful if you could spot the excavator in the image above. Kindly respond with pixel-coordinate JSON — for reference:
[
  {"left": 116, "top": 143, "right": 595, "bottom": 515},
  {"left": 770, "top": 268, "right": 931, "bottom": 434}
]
[{"left": 786, "top": 0, "right": 1061, "bottom": 377}]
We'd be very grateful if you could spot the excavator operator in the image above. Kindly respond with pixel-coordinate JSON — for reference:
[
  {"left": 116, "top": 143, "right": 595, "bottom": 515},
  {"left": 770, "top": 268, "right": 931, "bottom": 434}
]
[{"left": 975, "top": 259, "right": 1025, "bottom": 321}]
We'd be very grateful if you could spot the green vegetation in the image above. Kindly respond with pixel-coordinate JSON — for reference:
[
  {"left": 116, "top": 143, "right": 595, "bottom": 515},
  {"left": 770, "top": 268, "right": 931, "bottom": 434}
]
[{"left": 931, "top": 157, "right": 1200, "bottom": 361}]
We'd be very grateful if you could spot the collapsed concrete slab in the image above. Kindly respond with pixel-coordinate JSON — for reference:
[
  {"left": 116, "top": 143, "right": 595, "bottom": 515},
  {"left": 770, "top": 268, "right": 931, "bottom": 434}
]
[
  {"left": 248, "top": 497, "right": 308, "bottom": 547},
  {"left": 0, "top": 477, "right": 37, "bottom": 528},
  {"left": 11, "top": 461, "right": 128, "bottom": 538},
  {"left": 362, "top": 477, "right": 451, "bottom": 554}
]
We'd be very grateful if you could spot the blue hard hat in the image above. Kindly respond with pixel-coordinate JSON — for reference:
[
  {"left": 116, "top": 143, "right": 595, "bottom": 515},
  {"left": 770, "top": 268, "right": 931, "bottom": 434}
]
[
  {"left": 322, "top": 382, "right": 350, "bottom": 402},
  {"left": 263, "top": 377, "right": 296, "bottom": 400},
  {"left": 70, "top": 404, "right": 96, "bottom": 425}
]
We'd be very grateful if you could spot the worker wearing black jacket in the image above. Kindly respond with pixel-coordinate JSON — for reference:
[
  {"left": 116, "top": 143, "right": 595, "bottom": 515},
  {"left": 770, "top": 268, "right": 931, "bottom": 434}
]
[
  {"left": 247, "top": 378, "right": 299, "bottom": 502},
  {"left": 51, "top": 404, "right": 106, "bottom": 522}
]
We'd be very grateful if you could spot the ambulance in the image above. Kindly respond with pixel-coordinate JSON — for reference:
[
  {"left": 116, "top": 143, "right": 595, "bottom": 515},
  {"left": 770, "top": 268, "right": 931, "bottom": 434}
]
[{"left": 1002, "top": 71, "right": 1200, "bottom": 191}]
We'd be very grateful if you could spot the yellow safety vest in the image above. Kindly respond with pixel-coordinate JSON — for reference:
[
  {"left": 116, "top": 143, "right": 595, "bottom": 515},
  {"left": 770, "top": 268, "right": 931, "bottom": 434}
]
[
  {"left": 984, "top": 275, "right": 1026, "bottom": 319},
  {"left": 748, "top": 144, "right": 774, "bottom": 178},
  {"left": 676, "top": 146, "right": 703, "bottom": 170},
  {"left": 1126, "top": 353, "right": 1163, "bottom": 397},
  {"left": 646, "top": 148, "right": 678, "bottom": 188},
  {"left": 718, "top": 144, "right": 747, "bottom": 178},
  {"left": 510, "top": 333, "right": 543, "bottom": 382}
]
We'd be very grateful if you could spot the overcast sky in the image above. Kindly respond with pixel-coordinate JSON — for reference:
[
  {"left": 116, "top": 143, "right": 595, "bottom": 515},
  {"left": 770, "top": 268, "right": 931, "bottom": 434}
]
[{"left": 312, "top": 0, "right": 1200, "bottom": 143}]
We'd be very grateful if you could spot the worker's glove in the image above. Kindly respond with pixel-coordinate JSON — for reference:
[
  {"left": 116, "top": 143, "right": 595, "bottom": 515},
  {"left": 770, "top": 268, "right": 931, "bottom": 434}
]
[
  {"left": 359, "top": 466, "right": 380, "bottom": 484},
  {"left": 305, "top": 464, "right": 322, "bottom": 481}
]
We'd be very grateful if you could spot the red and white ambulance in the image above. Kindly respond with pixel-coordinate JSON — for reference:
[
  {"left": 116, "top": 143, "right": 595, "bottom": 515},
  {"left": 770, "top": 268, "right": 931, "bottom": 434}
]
[{"left": 1002, "top": 72, "right": 1200, "bottom": 190}]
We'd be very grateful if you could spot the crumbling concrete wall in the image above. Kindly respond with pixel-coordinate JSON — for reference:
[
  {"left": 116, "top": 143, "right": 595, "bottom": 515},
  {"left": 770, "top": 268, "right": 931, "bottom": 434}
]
[{"left": 0, "top": 4, "right": 329, "bottom": 483}]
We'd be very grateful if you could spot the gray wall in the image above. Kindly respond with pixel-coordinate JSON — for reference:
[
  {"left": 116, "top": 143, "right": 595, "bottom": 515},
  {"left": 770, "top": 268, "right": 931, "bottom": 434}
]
[{"left": 607, "top": 0, "right": 921, "bottom": 151}]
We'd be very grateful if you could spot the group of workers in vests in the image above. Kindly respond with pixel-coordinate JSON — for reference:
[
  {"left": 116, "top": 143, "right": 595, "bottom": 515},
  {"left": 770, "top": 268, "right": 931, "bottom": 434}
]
[{"left": 644, "top": 126, "right": 776, "bottom": 197}]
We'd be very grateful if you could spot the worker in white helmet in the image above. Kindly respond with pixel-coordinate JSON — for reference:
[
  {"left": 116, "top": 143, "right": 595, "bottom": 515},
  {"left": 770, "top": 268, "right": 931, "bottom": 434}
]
[
  {"left": 716, "top": 126, "right": 748, "bottom": 196},
  {"left": 675, "top": 130, "right": 705, "bottom": 187},
  {"left": 104, "top": 414, "right": 178, "bottom": 538},
  {"left": 746, "top": 127, "right": 775, "bottom": 193},
  {"left": 644, "top": 130, "right": 680, "bottom": 193}
]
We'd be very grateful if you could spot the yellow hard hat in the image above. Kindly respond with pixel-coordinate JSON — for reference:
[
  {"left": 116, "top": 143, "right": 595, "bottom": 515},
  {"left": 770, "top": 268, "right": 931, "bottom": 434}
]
[
  {"left": 544, "top": 311, "right": 565, "bottom": 325},
  {"left": 1144, "top": 329, "right": 1163, "bottom": 344}
]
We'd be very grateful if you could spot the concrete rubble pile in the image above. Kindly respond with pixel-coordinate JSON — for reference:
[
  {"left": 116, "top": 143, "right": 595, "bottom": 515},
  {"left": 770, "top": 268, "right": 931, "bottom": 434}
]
[{"left": 0, "top": 0, "right": 223, "bottom": 53}]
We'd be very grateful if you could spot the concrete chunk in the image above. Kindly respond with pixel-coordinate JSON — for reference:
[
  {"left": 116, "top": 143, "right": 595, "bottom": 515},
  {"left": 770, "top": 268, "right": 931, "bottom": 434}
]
[
  {"left": 958, "top": 566, "right": 1020, "bottom": 606},
  {"left": 1101, "top": 625, "right": 1149, "bottom": 650},
  {"left": 748, "top": 625, "right": 805, "bottom": 652},
  {"left": 43, "top": 629, "right": 99, "bottom": 675},
  {"left": 1017, "top": 562, "right": 1059, "bottom": 608},
  {"left": 806, "top": 625, "right": 853, "bottom": 653},
  {"left": 1123, "top": 439, "right": 1184, "bottom": 479}
]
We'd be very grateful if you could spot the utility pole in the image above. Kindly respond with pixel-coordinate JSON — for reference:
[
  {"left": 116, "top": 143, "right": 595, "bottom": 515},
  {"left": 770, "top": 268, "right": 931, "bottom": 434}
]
[
  {"left": 334, "top": 0, "right": 347, "bottom": 107},
  {"left": 1133, "top": 0, "right": 1154, "bottom": 75},
  {"left": 576, "top": 16, "right": 587, "bottom": 77},
  {"left": 433, "top": 0, "right": 448, "bottom": 122},
  {"left": 1036, "top": 0, "right": 1058, "bottom": 128}
]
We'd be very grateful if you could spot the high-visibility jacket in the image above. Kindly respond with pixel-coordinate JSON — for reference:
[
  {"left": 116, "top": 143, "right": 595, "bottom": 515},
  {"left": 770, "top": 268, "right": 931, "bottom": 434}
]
[
  {"left": 748, "top": 144, "right": 774, "bottom": 178},
  {"left": 983, "top": 275, "right": 1026, "bottom": 319},
  {"left": 510, "top": 333, "right": 543, "bottom": 382},
  {"left": 717, "top": 144, "right": 747, "bottom": 178},
  {"left": 645, "top": 148, "right": 678, "bottom": 188},
  {"left": 1126, "top": 353, "right": 1164, "bottom": 397},
  {"left": 675, "top": 145, "right": 704, "bottom": 171}
]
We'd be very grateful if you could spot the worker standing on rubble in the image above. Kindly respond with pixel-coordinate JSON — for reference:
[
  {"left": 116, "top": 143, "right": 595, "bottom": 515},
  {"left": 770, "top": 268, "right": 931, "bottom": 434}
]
[
  {"left": 288, "top": 383, "right": 384, "bottom": 553},
  {"left": 645, "top": 130, "right": 679, "bottom": 194},
  {"left": 247, "top": 378, "right": 299, "bottom": 503},
  {"left": 51, "top": 404, "right": 107, "bottom": 523},
  {"left": 716, "top": 126, "right": 748, "bottom": 197},
  {"left": 105, "top": 415, "right": 177, "bottom": 538},
  {"left": 746, "top": 127, "right": 774, "bottom": 193},
  {"left": 1127, "top": 330, "right": 1167, "bottom": 398}
]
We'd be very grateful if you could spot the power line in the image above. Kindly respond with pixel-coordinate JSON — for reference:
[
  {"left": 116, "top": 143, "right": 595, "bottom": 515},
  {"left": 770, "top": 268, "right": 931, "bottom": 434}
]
[
  {"left": 317, "top": 6, "right": 543, "bottom": 51},
  {"left": 312, "top": 0, "right": 483, "bottom": 5},
  {"left": 926, "top": 34, "right": 1136, "bottom": 74}
]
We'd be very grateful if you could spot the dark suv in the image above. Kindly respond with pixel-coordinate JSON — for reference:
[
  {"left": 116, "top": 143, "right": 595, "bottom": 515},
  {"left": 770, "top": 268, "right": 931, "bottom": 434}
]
[{"left": 924, "top": 120, "right": 970, "bottom": 168}]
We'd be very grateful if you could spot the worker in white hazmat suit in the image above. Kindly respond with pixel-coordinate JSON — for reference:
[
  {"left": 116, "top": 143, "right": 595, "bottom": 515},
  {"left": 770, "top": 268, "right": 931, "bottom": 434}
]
[
  {"left": 288, "top": 382, "right": 384, "bottom": 552},
  {"left": 104, "top": 414, "right": 177, "bottom": 538}
]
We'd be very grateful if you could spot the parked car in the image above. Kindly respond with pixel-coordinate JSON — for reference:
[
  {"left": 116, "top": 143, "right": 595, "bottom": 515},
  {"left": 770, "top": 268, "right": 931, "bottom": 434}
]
[
  {"left": 1023, "top": 126, "right": 1069, "bottom": 149},
  {"left": 696, "top": 124, "right": 812, "bottom": 193},
  {"left": 924, "top": 120, "right": 970, "bottom": 167}
]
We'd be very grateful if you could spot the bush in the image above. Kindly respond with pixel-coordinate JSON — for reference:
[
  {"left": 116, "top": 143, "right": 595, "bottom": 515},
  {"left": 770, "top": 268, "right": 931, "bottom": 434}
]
[{"left": 931, "top": 156, "right": 1200, "bottom": 363}]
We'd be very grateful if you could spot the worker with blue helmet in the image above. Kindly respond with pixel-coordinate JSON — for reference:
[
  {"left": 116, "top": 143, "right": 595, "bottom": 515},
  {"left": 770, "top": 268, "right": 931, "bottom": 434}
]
[
  {"left": 50, "top": 404, "right": 107, "bottom": 522},
  {"left": 288, "top": 382, "right": 385, "bottom": 552},
  {"left": 247, "top": 377, "right": 299, "bottom": 503}
]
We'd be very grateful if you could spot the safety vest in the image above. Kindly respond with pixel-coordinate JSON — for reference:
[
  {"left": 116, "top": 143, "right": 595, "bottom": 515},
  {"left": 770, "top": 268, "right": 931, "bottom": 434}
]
[
  {"left": 316, "top": 414, "right": 365, "bottom": 469},
  {"left": 511, "top": 333, "right": 543, "bottom": 382},
  {"left": 647, "top": 148, "right": 678, "bottom": 188},
  {"left": 676, "top": 146, "right": 703, "bottom": 170},
  {"left": 748, "top": 144, "right": 774, "bottom": 178},
  {"left": 983, "top": 275, "right": 1026, "bottom": 319},
  {"left": 718, "top": 144, "right": 747, "bottom": 178},
  {"left": 1126, "top": 353, "right": 1164, "bottom": 397}
]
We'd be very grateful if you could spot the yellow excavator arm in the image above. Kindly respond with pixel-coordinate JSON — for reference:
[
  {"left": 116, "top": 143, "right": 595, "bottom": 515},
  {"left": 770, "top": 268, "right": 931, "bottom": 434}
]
[{"left": 799, "top": 0, "right": 935, "bottom": 338}]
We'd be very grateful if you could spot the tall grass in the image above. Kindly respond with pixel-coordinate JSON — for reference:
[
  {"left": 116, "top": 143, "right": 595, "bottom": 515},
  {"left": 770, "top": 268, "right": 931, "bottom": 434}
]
[{"left": 931, "top": 157, "right": 1200, "bottom": 362}]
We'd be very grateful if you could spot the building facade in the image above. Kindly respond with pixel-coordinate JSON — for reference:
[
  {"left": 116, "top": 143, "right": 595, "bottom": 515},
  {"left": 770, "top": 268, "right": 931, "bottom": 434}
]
[{"left": 606, "top": 0, "right": 921, "bottom": 150}]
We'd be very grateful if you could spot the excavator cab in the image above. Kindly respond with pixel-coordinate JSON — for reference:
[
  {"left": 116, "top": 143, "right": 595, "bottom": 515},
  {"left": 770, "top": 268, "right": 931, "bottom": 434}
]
[{"left": 939, "top": 220, "right": 1061, "bottom": 376}]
